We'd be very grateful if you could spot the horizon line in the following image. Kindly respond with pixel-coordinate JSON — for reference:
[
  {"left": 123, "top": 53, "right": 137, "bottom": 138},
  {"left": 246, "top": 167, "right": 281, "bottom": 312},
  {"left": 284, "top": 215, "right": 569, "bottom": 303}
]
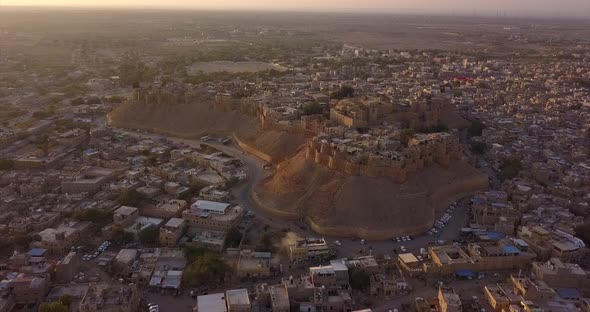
[{"left": 0, "top": 4, "right": 589, "bottom": 19}]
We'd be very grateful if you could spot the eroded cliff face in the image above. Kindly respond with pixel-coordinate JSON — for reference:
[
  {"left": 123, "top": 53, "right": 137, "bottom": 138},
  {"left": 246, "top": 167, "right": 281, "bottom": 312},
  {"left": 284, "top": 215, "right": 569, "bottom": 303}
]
[
  {"left": 110, "top": 89, "right": 487, "bottom": 239},
  {"left": 254, "top": 150, "right": 488, "bottom": 239},
  {"left": 108, "top": 91, "right": 308, "bottom": 162}
]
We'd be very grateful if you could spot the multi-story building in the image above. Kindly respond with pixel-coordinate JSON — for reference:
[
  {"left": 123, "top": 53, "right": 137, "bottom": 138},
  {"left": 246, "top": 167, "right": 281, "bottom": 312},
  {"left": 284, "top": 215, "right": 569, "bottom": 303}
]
[
  {"left": 55, "top": 251, "right": 78, "bottom": 283},
  {"left": 196, "top": 293, "right": 227, "bottom": 312},
  {"left": 62, "top": 167, "right": 115, "bottom": 194},
  {"left": 484, "top": 284, "right": 515, "bottom": 312},
  {"left": 79, "top": 283, "right": 140, "bottom": 312},
  {"left": 200, "top": 185, "right": 231, "bottom": 202},
  {"left": 509, "top": 275, "right": 556, "bottom": 301},
  {"left": 270, "top": 284, "right": 290, "bottom": 312},
  {"left": 190, "top": 230, "right": 226, "bottom": 251},
  {"left": 370, "top": 273, "right": 409, "bottom": 297},
  {"left": 113, "top": 206, "right": 139, "bottom": 227},
  {"left": 31, "top": 221, "right": 93, "bottom": 255},
  {"left": 143, "top": 199, "right": 187, "bottom": 219},
  {"left": 182, "top": 200, "right": 243, "bottom": 231},
  {"left": 7, "top": 212, "right": 60, "bottom": 234},
  {"left": 438, "top": 287, "right": 462, "bottom": 312},
  {"left": 234, "top": 250, "right": 275, "bottom": 279},
  {"left": 518, "top": 226, "right": 584, "bottom": 261},
  {"left": 3, "top": 274, "right": 49, "bottom": 304},
  {"left": 225, "top": 289, "right": 251, "bottom": 312},
  {"left": 531, "top": 258, "right": 590, "bottom": 291},
  {"left": 159, "top": 218, "right": 186, "bottom": 247},
  {"left": 309, "top": 266, "right": 339, "bottom": 289},
  {"left": 427, "top": 242, "right": 535, "bottom": 275},
  {"left": 288, "top": 238, "right": 331, "bottom": 263}
]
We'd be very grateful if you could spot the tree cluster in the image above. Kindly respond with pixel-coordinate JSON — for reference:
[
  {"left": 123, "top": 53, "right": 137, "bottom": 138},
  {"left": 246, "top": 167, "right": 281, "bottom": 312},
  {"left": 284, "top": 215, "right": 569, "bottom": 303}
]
[
  {"left": 0, "top": 158, "right": 14, "bottom": 171},
  {"left": 224, "top": 226, "right": 243, "bottom": 249},
  {"left": 330, "top": 85, "right": 355, "bottom": 100},
  {"left": 499, "top": 157, "right": 522, "bottom": 180},
  {"left": 302, "top": 102, "right": 323, "bottom": 115},
  {"left": 39, "top": 295, "right": 72, "bottom": 312},
  {"left": 73, "top": 208, "right": 113, "bottom": 228},
  {"left": 468, "top": 119, "right": 486, "bottom": 137},
  {"left": 349, "top": 268, "right": 371, "bottom": 291},
  {"left": 575, "top": 222, "right": 590, "bottom": 247},
  {"left": 182, "top": 246, "right": 227, "bottom": 287},
  {"left": 139, "top": 226, "right": 160, "bottom": 245},
  {"left": 399, "top": 128, "right": 416, "bottom": 147},
  {"left": 117, "top": 189, "right": 144, "bottom": 207}
]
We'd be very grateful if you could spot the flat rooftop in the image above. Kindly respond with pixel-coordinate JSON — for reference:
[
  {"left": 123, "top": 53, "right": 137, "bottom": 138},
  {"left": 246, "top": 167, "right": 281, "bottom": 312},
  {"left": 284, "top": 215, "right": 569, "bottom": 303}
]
[
  {"left": 197, "top": 293, "right": 227, "bottom": 312},
  {"left": 226, "top": 288, "right": 250, "bottom": 306}
]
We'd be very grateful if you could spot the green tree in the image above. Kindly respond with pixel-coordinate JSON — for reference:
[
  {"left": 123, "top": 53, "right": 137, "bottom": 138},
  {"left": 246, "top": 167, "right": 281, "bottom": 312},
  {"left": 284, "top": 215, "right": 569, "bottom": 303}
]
[
  {"left": 0, "top": 158, "right": 14, "bottom": 170},
  {"left": 119, "top": 56, "right": 154, "bottom": 86},
  {"left": 417, "top": 124, "right": 448, "bottom": 133},
  {"left": 112, "top": 228, "right": 134, "bottom": 245},
  {"left": 139, "top": 226, "right": 159, "bottom": 245},
  {"left": 468, "top": 120, "right": 486, "bottom": 137},
  {"left": 39, "top": 302, "right": 68, "bottom": 312},
  {"left": 183, "top": 245, "right": 208, "bottom": 263},
  {"left": 73, "top": 208, "right": 113, "bottom": 228},
  {"left": 70, "top": 97, "right": 86, "bottom": 106},
  {"left": 399, "top": 128, "right": 415, "bottom": 146},
  {"left": 257, "top": 232, "right": 274, "bottom": 252},
  {"left": 86, "top": 96, "right": 102, "bottom": 104},
  {"left": 575, "top": 222, "right": 590, "bottom": 246},
  {"left": 145, "top": 154, "right": 159, "bottom": 166},
  {"left": 117, "top": 189, "right": 144, "bottom": 207},
  {"left": 183, "top": 251, "right": 227, "bottom": 287},
  {"left": 330, "top": 85, "right": 355, "bottom": 100},
  {"left": 302, "top": 102, "right": 323, "bottom": 115},
  {"left": 470, "top": 142, "right": 487, "bottom": 155},
  {"left": 349, "top": 268, "right": 371, "bottom": 291},
  {"left": 224, "top": 227, "right": 243, "bottom": 248},
  {"left": 499, "top": 157, "right": 522, "bottom": 180},
  {"left": 13, "top": 233, "right": 33, "bottom": 249},
  {"left": 59, "top": 294, "right": 73, "bottom": 307}
]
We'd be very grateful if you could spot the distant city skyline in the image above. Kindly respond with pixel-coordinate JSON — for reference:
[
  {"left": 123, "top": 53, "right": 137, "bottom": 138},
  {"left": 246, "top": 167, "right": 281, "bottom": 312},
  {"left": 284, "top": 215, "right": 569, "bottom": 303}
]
[{"left": 2, "top": 0, "right": 590, "bottom": 18}]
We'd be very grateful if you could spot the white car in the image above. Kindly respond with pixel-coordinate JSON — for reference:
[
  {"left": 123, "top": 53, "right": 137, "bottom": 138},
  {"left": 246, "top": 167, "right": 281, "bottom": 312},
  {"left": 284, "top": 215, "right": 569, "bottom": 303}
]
[
  {"left": 400, "top": 246, "right": 407, "bottom": 252},
  {"left": 417, "top": 255, "right": 424, "bottom": 261},
  {"left": 360, "top": 239, "right": 366, "bottom": 245},
  {"left": 334, "top": 241, "right": 342, "bottom": 247}
]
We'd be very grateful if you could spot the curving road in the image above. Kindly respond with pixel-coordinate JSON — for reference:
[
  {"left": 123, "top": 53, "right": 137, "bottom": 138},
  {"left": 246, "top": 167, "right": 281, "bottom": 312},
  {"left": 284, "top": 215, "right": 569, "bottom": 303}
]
[
  {"left": 114, "top": 129, "right": 314, "bottom": 237},
  {"left": 113, "top": 129, "right": 471, "bottom": 258}
]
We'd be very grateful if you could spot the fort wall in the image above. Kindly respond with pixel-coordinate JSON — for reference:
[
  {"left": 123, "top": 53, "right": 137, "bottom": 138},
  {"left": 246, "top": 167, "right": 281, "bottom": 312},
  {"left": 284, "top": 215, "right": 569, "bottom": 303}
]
[
  {"left": 231, "top": 133, "right": 273, "bottom": 163},
  {"left": 304, "top": 136, "right": 462, "bottom": 183}
]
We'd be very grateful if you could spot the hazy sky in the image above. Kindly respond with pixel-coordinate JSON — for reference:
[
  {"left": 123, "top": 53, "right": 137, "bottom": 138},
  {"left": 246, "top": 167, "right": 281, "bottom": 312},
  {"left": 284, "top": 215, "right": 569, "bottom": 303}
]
[{"left": 3, "top": 0, "right": 590, "bottom": 17}]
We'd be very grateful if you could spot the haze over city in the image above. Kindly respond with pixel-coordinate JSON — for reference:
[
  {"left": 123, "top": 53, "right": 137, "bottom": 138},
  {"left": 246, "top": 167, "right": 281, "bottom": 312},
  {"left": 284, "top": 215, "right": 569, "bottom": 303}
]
[
  {"left": 0, "top": 0, "right": 589, "bottom": 311},
  {"left": 2, "top": 0, "right": 590, "bottom": 17}
]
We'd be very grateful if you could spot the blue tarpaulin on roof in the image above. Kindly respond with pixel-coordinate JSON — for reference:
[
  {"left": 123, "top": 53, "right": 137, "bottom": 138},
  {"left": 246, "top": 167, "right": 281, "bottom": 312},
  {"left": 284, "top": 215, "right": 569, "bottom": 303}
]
[
  {"left": 456, "top": 269, "right": 475, "bottom": 277},
  {"left": 503, "top": 245, "right": 520, "bottom": 254},
  {"left": 27, "top": 248, "right": 47, "bottom": 257},
  {"left": 555, "top": 288, "right": 582, "bottom": 300},
  {"left": 486, "top": 232, "right": 504, "bottom": 240}
]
